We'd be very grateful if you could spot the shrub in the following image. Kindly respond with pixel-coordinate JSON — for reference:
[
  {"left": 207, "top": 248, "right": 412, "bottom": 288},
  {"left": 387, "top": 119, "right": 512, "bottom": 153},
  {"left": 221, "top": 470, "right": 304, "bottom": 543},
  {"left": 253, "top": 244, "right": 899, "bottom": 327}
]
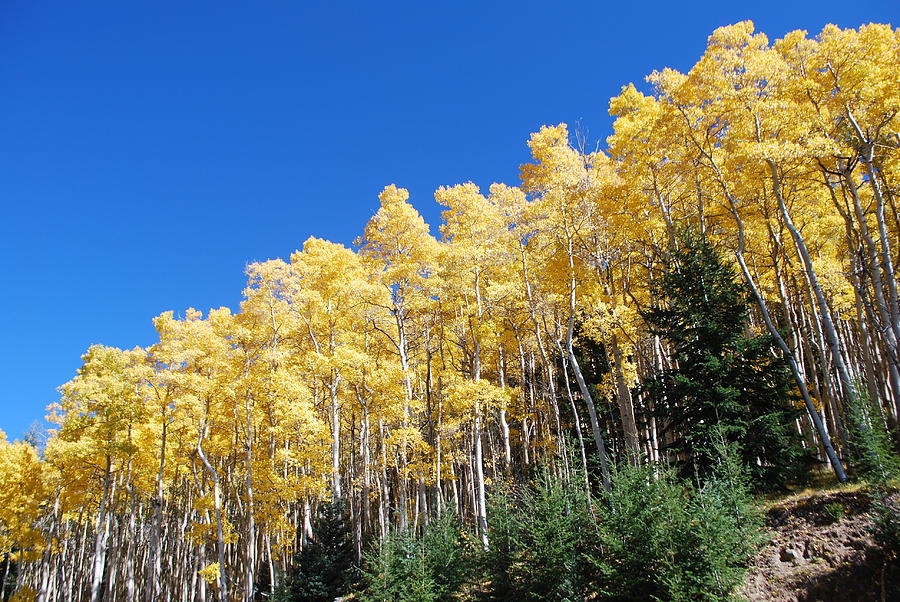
[
  {"left": 846, "top": 385, "right": 900, "bottom": 486},
  {"left": 845, "top": 384, "right": 900, "bottom": 581},
  {"left": 358, "top": 530, "right": 433, "bottom": 602},
  {"left": 476, "top": 469, "right": 596, "bottom": 601},
  {"left": 421, "top": 512, "right": 470, "bottom": 600},
  {"left": 508, "top": 472, "right": 595, "bottom": 601},
  {"left": 357, "top": 511, "right": 470, "bottom": 602},
  {"left": 592, "top": 446, "right": 763, "bottom": 601},
  {"left": 824, "top": 502, "right": 845, "bottom": 524},
  {"left": 274, "top": 500, "right": 357, "bottom": 602}
]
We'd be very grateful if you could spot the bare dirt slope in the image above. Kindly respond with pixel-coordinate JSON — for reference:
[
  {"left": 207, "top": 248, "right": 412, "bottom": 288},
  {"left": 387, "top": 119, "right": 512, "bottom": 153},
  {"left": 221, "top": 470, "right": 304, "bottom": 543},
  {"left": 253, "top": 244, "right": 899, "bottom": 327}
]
[{"left": 739, "top": 489, "right": 899, "bottom": 601}]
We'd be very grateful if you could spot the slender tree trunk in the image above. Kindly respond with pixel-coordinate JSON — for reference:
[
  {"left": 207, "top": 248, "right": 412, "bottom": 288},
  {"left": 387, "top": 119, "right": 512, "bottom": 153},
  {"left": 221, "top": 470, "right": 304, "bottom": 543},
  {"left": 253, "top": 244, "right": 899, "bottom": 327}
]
[
  {"left": 558, "top": 343, "right": 592, "bottom": 500},
  {"left": 145, "top": 409, "right": 167, "bottom": 602},
  {"left": 472, "top": 273, "right": 489, "bottom": 549},
  {"left": 244, "top": 387, "right": 257, "bottom": 602},
  {"left": 197, "top": 424, "right": 228, "bottom": 602},
  {"left": 564, "top": 232, "right": 612, "bottom": 492},
  {"left": 498, "top": 345, "right": 512, "bottom": 471},
  {"left": 611, "top": 334, "right": 640, "bottom": 464},
  {"left": 89, "top": 458, "right": 114, "bottom": 602},
  {"left": 726, "top": 201, "right": 848, "bottom": 482},
  {"left": 1, "top": 552, "right": 10, "bottom": 601},
  {"left": 519, "top": 246, "right": 565, "bottom": 455},
  {"left": 330, "top": 376, "right": 342, "bottom": 500},
  {"left": 769, "top": 161, "right": 858, "bottom": 406}
]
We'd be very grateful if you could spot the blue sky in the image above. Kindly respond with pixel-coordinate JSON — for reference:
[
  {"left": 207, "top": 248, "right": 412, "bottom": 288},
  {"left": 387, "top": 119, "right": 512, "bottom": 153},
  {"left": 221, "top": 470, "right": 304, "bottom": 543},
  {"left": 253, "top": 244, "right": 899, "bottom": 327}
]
[{"left": 1, "top": 1, "right": 895, "bottom": 440}]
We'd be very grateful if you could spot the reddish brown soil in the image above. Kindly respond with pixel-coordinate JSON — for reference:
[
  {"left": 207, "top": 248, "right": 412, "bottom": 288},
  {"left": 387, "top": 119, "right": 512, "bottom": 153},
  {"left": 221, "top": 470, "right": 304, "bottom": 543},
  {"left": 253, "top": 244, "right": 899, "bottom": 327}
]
[{"left": 739, "top": 489, "right": 899, "bottom": 601}]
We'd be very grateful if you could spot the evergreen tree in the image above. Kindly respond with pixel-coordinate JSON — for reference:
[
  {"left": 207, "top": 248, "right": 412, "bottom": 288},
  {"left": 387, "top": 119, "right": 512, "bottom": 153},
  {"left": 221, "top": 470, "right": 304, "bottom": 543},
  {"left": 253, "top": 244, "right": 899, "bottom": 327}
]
[
  {"left": 846, "top": 383, "right": 900, "bottom": 485},
  {"left": 511, "top": 471, "right": 595, "bottom": 601},
  {"left": 275, "top": 501, "right": 357, "bottom": 602},
  {"left": 420, "top": 512, "right": 470, "bottom": 601},
  {"left": 593, "top": 446, "right": 763, "bottom": 602},
  {"left": 641, "top": 231, "right": 809, "bottom": 489},
  {"left": 845, "top": 384, "right": 900, "bottom": 583},
  {"left": 476, "top": 480, "right": 519, "bottom": 601},
  {"left": 358, "top": 531, "right": 433, "bottom": 602},
  {"left": 357, "top": 512, "right": 470, "bottom": 602},
  {"left": 478, "top": 469, "right": 596, "bottom": 602}
]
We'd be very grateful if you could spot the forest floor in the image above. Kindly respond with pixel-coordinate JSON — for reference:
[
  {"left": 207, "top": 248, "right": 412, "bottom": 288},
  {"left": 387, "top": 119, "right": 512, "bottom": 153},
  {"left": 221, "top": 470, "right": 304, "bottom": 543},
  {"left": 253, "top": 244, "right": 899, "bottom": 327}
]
[{"left": 739, "top": 480, "right": 899, "bottom": 601}]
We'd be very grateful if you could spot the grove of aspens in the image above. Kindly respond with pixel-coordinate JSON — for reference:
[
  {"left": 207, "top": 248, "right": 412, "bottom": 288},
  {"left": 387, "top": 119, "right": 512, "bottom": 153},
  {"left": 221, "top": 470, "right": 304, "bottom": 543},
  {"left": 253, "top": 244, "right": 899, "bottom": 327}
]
[{"left": 1, "top": 21, "right": 898, "bottom": 602}]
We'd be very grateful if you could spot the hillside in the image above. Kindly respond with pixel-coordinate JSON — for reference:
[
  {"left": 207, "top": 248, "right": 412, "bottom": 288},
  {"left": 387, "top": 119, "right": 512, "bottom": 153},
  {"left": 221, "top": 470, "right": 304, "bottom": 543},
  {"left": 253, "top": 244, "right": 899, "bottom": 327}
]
[{"left": 742, "top": 487, "right": 899, "bottom": 601}]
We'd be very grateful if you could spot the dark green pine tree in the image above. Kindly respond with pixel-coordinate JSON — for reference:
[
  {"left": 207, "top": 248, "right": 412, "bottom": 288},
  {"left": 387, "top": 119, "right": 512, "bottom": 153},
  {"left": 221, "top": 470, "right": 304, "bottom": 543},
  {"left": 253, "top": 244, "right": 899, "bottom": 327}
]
[
  {"left": 641, "top": 231, "right": 809, "bottom": 489},
  {"left": 275, "top": 500, "right": 357, "bottom": 602}
]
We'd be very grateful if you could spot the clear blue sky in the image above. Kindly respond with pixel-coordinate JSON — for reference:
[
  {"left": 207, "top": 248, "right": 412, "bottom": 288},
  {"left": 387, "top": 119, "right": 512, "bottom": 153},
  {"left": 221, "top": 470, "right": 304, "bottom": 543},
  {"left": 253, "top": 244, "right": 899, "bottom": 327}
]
[{"left": 1, "top": 1, "right": 895, "bottom": 440}]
